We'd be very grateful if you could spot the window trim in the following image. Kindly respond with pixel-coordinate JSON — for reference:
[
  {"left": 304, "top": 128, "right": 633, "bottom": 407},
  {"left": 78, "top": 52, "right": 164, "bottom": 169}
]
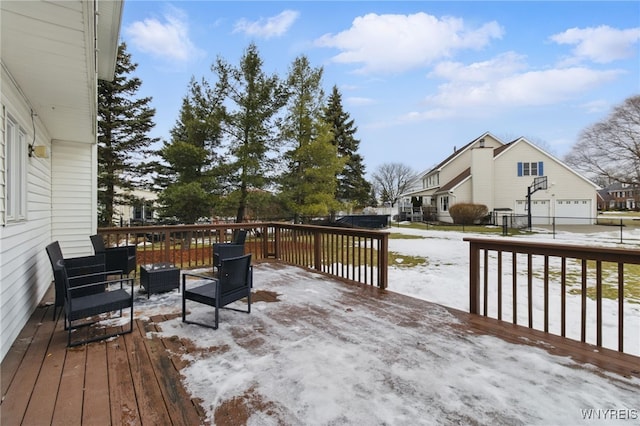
[
  {"left": 5, "top": 114, "right": 28, "bottom": 222},
  {"left": 517, "top": 161, "right": 544, "bottom": 177},
  {"left": 440, "top": 195, "right": 449, "bottom": 212}
]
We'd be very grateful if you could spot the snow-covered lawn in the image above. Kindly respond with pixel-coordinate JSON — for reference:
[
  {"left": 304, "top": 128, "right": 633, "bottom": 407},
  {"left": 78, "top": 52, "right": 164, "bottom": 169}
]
[
  {"left": 128, "top": 226, "right": 639, "bottom": 424},
  {"left": 385, "top": 225, "right": 640, "bottom": 356}
]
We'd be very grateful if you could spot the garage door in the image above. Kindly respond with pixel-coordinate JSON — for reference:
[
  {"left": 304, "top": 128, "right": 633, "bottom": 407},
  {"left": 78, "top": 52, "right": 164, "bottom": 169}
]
[
  {"left": 555, "top": 200, "right": 592, "bottom": 224},
  {"left": 515, "top": 199, "right": 550, "bottom": 225}
]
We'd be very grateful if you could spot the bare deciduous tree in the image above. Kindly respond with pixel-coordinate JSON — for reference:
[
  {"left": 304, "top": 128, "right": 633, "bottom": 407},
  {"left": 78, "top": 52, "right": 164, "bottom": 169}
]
[
  {"left": 371, "top": 163, "right": 416, "bottom": 207},
  {"left": 565, "top": 95, "right": 640, "bottom": 185}
]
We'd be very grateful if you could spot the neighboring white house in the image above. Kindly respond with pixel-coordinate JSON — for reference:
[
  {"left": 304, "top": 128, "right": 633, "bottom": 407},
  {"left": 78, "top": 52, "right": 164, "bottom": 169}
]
[
  {"left": 400, "top": 132, "right": 599, "bottom": 225},
  {"left": 113, "top": 186, "right": 159, "bottom": 226},
  {"left": 0, "top": 0, "right": 123, "bottom": 361}
]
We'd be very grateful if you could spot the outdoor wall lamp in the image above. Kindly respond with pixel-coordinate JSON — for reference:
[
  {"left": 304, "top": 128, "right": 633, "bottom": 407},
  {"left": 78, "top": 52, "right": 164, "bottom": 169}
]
[{"left": 28, "top": 144, "right": 49, "bottom": 158}]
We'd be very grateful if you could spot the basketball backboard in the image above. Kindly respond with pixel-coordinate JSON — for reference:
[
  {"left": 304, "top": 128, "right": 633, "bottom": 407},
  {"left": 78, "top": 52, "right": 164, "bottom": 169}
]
[{"left": 532, "top": 176, "right": 547, "bottom": 191}]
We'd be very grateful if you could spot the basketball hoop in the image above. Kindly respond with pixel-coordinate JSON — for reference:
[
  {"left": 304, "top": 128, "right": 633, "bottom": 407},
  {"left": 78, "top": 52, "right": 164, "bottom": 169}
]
[
  {"left": 532, "top": 176, "right": 548, "bottom": 191},
  {"left": 526, "top": 176, "right": 547, "bottom": 230}
]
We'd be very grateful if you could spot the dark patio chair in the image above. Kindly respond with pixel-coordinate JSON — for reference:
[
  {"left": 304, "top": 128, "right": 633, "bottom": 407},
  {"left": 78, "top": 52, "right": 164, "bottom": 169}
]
[
  {"left": 182, "top": 254, "right": 252, "bottom": 329},
  {"left": 59, "top": 264, "right": 134, "bottom": 347},
  {"left": 232, "top": 229, "right": 247, "bottom": 245},
  {"left": 212, "top": 242, "right": 245, "bottom": 277},
  {"left": 90, "top": 234, "right": 137, "bottom": 277},
  {"left": 46, "top": 241, "right": 108, "bottom": 321}
]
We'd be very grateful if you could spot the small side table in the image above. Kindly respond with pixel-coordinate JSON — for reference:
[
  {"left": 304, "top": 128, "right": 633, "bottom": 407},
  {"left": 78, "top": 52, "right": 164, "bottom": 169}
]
[{"left": 140, "top": 263, "right": 180, "bottom": 298}]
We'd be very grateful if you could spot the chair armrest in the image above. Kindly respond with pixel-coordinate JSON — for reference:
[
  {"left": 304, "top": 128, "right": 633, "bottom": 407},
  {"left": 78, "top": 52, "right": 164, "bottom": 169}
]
[
  {"left": 67, "top": 277, "right": 134, "bottom": 296},
  {"left": 182, "top": 272, "right": 217, "bottom": 293},
  {"left": 68, "top": 269, "right": 123, "bottom": 281}
]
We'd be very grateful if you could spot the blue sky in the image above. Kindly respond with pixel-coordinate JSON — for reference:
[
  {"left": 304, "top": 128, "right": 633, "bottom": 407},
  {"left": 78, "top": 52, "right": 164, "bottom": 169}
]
[{"left": 121, "top": 1, "right": 640, "bottom": 176}]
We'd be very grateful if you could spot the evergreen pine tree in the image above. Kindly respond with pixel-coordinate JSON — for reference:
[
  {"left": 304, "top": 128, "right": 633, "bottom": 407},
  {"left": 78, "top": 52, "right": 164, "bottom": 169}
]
[
  {"left": 213, "top": 43, "right": 288, "bottom": 222},
  {"left": 97, "top": 42, "right": 159, "bottom": 226},
  {"left": 323, "top": 86, "right": 371, "bottom": 210},
  {"left": 155, "top": 77, "right": 223, "bottom": 223},
  {"left": 280, "top": 56, "right": 343, "bottom": 221}
]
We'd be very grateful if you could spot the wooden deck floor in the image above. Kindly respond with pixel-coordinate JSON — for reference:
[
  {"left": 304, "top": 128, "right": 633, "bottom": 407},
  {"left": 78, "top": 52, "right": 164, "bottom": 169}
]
[
  {"left": 1, "top": 285, "right": 206, "bottom": 426},
  {"left": 2, "top": 271, "right": 639, "bottom": 425}
]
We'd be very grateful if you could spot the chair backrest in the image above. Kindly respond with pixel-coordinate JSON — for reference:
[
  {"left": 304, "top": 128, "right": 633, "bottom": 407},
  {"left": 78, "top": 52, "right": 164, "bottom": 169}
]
[
  {"left": 213, "top": 243, "right": 245, "bottom": 267},
  {"left": 90, "top": 234, "right": 106, "bottom": 253},
  {"left": 46, "top": 241, "right": 106, "bottom": 302},
  {"left": 232, "top": 229, "right": 247, "bottom": 245},
  {"left": 218, "top": 254, "right": 252, "bottom": 297},
  {"left": 46, "top": 241, "right": 65, "bottom": 271}
]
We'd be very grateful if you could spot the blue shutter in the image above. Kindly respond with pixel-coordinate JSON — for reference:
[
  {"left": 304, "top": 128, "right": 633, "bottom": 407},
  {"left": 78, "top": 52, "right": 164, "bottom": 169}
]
[
  {"left": 517, "top": 162, "right": 523, "bottom": 176},
  {"left": 538, "top": 161, "right": 544, "bottom": 176}
]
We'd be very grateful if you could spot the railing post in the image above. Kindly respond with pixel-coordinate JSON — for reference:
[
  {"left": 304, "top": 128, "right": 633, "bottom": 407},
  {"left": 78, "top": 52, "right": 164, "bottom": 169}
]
[
  {"left": 468, "top": 240, "right": 480, "bottom": 314},
  {"left": 163, "top": 228, "right": 171, "bottom": 264},
  {"left": 313, "top": 229, "right": 322, "bottom": 271},
  {"left": 273, "top": 225, "right": 280, "bottom": 259},
  {"left": 378, "top": 233, "right": 388, "bottom": 289}
]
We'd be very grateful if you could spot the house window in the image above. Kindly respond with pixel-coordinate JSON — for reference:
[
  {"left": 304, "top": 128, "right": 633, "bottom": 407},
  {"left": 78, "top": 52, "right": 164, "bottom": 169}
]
[
  {"left": 440, "top": 195, "right": 449, "bottom": 212},
  {"left": 517, "top": 161, "right": 544, "bottom": 177},
  {"left": 5, "top": 115, "right": 27, "bottom": 222}
]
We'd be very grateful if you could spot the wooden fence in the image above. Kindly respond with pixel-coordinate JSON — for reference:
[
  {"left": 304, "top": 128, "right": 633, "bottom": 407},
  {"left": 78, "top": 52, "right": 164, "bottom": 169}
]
[
  {"left": 97, "top": 222, "right": 389, "bottom": 289},
  {"left": 465, "top": 237, "right": 640, "bottom": 354}
]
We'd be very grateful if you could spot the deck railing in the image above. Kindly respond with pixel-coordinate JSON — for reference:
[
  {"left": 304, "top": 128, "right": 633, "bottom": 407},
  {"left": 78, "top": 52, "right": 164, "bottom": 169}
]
[
  {"left": 97, "top": 222, "right": 389, "bottom": 289},
  {"left": 465, "top": 237, "right": 640, "bottom": 355}
]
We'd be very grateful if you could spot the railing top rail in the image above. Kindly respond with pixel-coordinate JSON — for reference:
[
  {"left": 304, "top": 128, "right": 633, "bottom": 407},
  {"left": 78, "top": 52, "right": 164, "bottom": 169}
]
[
  {"left": 464, "top": 237, "right": 640, "bottom": 264},
  {"left": 98, "top": 222, "right": 389, "bottom": 239},
  {"left": 271, "top": 222, "right": 389, "bottom": 238}
]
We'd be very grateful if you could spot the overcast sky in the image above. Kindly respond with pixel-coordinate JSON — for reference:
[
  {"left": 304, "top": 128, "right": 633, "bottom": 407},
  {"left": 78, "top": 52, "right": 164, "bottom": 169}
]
[{"left": 121, "top": 1, "right": 640, "bottom": 177}]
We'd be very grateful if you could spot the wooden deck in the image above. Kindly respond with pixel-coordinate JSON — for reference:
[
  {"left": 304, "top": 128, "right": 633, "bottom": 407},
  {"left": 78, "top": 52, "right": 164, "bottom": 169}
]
[
  {"left": 1, "top": 286, "right": 206, "bottom": 426},
  {"left": 2, "top": 268, "right": 639, "bottom": 425}
]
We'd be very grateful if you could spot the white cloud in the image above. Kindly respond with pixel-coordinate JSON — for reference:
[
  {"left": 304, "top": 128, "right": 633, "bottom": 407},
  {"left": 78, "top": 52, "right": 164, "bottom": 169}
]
[
  {"left": 416, "top": 56, "right": 623, "bottom": 120},
  {"left": 580, "top": 99, "right": 611, "bottom": 114},
  {"left": 125, "top": 7, "right": 203, "bottom": 62},
  {"left": 550, "top": 25, "right": 640, "bottom": 64},
  {"left": 429, "top": 67, "right": 620, "bottom": 107},
  {"left": 346, "top": 96, "right": 376, "bottom": 106},
  {"left": 315, "top": 12, "right": 504, "bottom": 74},
  {"left": 429, "top": 52, "right": 528, "bottom": 82},
  {"left": 233, "top": 10, "right": 300, "bottom": 39}
]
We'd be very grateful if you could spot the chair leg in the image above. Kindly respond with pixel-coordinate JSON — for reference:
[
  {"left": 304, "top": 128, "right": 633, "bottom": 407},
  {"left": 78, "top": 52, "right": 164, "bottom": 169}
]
[{"left": 66, "top": 309, "right": 134, "bottom": 347}]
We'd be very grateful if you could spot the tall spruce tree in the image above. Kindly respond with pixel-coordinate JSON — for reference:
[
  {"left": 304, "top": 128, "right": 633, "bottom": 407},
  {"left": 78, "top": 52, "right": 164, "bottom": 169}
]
[
  {"left": 97, "top": 42, "right": 158, "bottom": 226},
  {"left": 323, "top": 85, "right": 371, "bottom": 210},
  {"left": 213, "top": 43, "right": 288, "bottom": 222},
  {"left": 154, "top": 77, "right": 224, "bottom": 223},
  {"left": 280, "top": 56, "right": 343, "bottom": 221}
]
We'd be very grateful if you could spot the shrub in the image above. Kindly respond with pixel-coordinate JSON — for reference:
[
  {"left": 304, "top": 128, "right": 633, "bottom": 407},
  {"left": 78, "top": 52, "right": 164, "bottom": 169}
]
[{"left": 449, "top": 203, "right": 489, "bottom": 225}]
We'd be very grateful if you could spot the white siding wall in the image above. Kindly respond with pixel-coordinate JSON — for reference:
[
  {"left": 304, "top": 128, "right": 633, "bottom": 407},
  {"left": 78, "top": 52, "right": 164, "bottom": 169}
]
[
  {"left": 470, "top": 147, "right": 495, "bottom": 209},
  {"left": 438, "top": 179, "right": 472, "bottom": 223},
  {"left": 0, "top": 68, "right": 97, "bottom": 362},
  {"left": 439, "top": 135, "right": 502, "bottom": 185},
  {"left": 51, "top": 141, "right": 97, "bottom": 256},
  {"left": 1, "top": 73, "right": 54, "bottom": 361},
  {"left": 1, "top": 103, "right": 5, "bottom": 219},
  {"left": 493, "top": 140, "right": 597, "bottom": 221}
]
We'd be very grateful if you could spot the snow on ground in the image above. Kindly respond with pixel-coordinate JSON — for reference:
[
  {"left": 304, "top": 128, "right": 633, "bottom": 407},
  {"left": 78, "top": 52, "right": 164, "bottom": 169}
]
[
  {"left": 385, "top": 225, "right": 640, "bottom": 356},
  {"left": 122, "top": 226, "right": 640, "bottom": 425}
]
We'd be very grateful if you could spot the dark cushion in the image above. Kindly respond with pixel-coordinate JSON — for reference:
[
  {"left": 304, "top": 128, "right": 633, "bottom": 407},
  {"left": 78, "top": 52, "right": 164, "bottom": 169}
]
[
  {"left": 184, "top": 280, "right": 218, "bottom": 305},
  {"left": 67, "top": 289, "right": 132, "bottom": 321}
]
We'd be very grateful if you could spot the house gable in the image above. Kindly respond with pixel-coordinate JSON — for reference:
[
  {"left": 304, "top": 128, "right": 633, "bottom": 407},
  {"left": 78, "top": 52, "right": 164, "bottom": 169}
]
[
  {"left": 408, "top": 132, "right": 503, "bottom": 198},
  {"left": 492, "top": 138, "right": 599, "bottom": 221},
  {"left": 404, "top": 133, "right": 599, "bottom": 225}
]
